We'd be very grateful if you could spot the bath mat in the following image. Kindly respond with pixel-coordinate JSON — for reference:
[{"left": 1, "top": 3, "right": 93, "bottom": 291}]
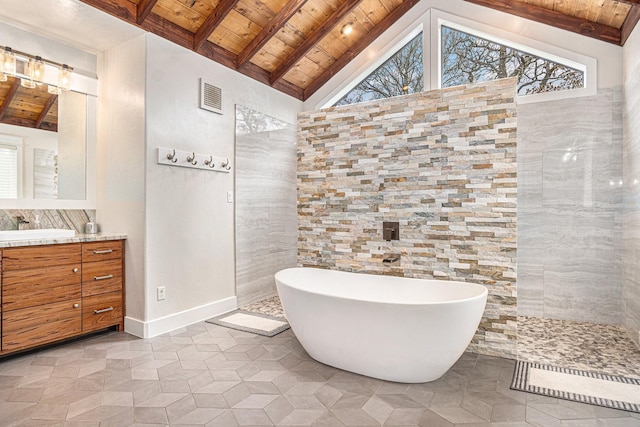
[
  {"left": 206, "top": 310, "right": 290, "bottom": 337},
  {"left": 511, "top": 361, "right": 640, "bottom": 413}
]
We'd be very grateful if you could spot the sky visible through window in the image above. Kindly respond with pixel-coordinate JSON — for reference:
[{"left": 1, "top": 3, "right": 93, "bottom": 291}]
[{"left": 441, "top": 26, "right": 584, "bottom": 95}]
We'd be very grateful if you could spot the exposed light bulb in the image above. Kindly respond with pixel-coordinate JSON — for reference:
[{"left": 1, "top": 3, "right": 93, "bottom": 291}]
[
  {"left": 47, "top": 85, "right": 62, "bottom": 95},
  {"left": 25, "top": 56, "right": 45, "bottom": 82},
  {"left": 2, "top": 47, "right": 16, "bottom": 75},
  {"left": 20, "top": 78, "right": 36, "bottom": 89},
  {"left": 58, "top": 64, "right": 71, "bottom": 90},
  {"left": 341, "top": 22, "right": 354, "bottom": 36}
]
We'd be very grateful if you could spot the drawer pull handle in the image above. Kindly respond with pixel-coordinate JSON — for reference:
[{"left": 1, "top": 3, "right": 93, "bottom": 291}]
[
  {"left": 94, "top": 306, "right": 114, "bottom": 314},
  {"left": 93, "top": 249, "right": 113, "bottom": 254},
  {"left": 73, "top": 268, "right": 79, "bottom": 273},
  {"left": 94, "top": 274, "right": 114, "bottom": 281},
  {"left": 73, "top": 303, "right": 79, "bottom": 309}
]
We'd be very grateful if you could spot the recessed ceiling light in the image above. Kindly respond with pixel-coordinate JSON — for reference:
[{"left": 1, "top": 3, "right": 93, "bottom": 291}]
[{"left": 341, "top": 22, "right": 354, "bottom": 36}]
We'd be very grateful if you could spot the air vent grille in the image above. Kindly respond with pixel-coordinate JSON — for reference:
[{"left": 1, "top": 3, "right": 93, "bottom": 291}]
[{"left": 200, "top": 79, "right": 222, "bottom": 114}]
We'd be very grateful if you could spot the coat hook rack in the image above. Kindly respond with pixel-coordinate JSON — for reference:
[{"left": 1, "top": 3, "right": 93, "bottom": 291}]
[{"left": 156, "top": 147, "right": 231, "bottom": 173}]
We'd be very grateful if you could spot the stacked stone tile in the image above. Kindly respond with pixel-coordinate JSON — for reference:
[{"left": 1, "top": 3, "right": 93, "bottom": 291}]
[{"left": 297, "top": 79, "right": 518, "bottom": 358}]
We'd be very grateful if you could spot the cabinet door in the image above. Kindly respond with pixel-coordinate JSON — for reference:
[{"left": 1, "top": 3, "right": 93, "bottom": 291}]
[
  {"left": 83, "top": 291, "right": 123, "bottom": 332},
  {"left": 3, "top": 300, "right": 82, "bottom": 352},
  {"left": 3, "top": 264, "right": 81, "bottom": 311}
]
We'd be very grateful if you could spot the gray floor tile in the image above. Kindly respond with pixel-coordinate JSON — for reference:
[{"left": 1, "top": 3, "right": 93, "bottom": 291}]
[{"left": 0, "top": 310, "right": 637, "bottom": 427}]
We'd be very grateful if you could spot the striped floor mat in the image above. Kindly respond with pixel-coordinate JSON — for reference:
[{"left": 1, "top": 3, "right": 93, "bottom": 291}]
[{"left": 511, "top": 361, "right": 640, "bottom": 413}]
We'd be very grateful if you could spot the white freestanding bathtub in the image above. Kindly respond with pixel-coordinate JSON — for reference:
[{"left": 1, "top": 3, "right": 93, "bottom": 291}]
[{"left": 275, "top": 267, "right": 488, "bottom": 383}]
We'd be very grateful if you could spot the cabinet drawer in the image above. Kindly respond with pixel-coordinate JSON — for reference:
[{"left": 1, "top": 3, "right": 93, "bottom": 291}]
[
  {"left": 3, "top": 300, "right": 82, "bottom": 352},
  {"left": 83, "top": 292, "right": 123, "bottom": 332},
  {"left": 82, "top": 241, "right": 123, "bottom": 263},
  {"left": 3, "top": 263, "right": 81, "bottom": 311},
  {"left": 82, "top": 259, "right": 122, "bottom": 297},
  {"left": 2, "top": 244, "right": 81, "bottom": 271}
]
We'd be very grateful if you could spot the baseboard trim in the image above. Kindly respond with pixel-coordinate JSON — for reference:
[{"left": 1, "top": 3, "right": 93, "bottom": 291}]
[{"left": 124, "top": 296, "right": 237, "bottom": 338}]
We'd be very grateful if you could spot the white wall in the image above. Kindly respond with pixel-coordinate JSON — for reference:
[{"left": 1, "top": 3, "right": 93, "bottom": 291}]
[
  {"left": 305, "top": 0, "right": 623, "bottom": 110},
  {"left": 96, "top": 35, "right": 147, "bottom": 326},
  {"left": 134, "top": 34, "right": 302, "bottom": 335}
]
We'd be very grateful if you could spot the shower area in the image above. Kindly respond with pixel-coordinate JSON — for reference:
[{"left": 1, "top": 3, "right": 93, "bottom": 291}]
[{"left": 233, "top": 81, "right": 640, "bottom": 377}]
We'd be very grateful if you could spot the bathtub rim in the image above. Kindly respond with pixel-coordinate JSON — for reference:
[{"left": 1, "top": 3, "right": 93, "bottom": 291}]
[{"left": 275, "top": 267, "right": 488, "bottom": 307}]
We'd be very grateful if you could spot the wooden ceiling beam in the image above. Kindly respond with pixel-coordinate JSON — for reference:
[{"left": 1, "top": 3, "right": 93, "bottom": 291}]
[
  {"left": 236, "top": 0, "right": 309, "bottom": 69},
  {"left": 35, "top": 95, "right": 57, "bottom": 129},
  {"left": 136, "top": 0, "right": 158, "bottom": 24},
  {"left": 1, "top": 116, "right": 57, "bottom": 132},
  {"left": 622, "top": 5, "right": 640, "bottom": 45},
  {"left": 0, "top": 78, "right": 20, "bottom": 119},
  {"left": 464, "top": 0, "right": 622, "bottom": 45},
  {"left": 303, "top": 0, "right": 421, "bottom": 100},
  {"left": 270, "top": 0, "right": 364, "bottom": 85},
  {"left": 193, "top": 0, "right": 240, "bottom": 51}
]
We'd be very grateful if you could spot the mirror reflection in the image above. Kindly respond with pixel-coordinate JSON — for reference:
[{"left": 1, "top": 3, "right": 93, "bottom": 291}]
[{"left": 0, "top": 76, "right": 87, "bottom": 200}]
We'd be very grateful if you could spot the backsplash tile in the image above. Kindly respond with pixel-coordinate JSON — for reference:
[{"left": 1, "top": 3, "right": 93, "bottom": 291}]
[
  {"left": 0, "top": 209, "right": 94, "bottom": 233},
  {"left": 297, "top": 79, "right": 518, "bottom": 358}
]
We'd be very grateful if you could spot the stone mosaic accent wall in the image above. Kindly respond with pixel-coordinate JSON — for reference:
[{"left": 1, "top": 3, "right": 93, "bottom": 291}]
[{"left": 297, "top": 79, "right": 518, "bottom": 358}]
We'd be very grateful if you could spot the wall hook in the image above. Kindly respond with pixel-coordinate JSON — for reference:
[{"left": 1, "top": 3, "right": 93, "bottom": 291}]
[
  {"left": 186, "top": 152, "right": 197, "bottom": 165},
  {"left": 204, "top": 155, "right": 215, "bottom": 168},
  {"left": 166, "top": 149, "right": 178, "bottom": 163},
  {"left": 221, "top": 158, "right": 231, "bottom": 170}
]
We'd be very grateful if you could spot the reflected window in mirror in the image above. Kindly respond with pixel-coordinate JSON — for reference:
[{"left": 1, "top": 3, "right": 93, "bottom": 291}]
[
  {"left": 0, "top": 75, "right": 87, "bottom": 200},
  {"left": 0, "top": 136, "right": 22, "bottom": 198}
]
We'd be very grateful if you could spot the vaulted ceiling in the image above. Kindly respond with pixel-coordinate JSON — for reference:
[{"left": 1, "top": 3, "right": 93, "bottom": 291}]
[{"left": 76, "top": 0, "right": 638, "bottom": 102}]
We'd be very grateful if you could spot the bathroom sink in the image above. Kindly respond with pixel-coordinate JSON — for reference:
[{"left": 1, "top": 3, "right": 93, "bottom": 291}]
[{"left": 0, "top": 229, "right": 76, "bottom": 241}]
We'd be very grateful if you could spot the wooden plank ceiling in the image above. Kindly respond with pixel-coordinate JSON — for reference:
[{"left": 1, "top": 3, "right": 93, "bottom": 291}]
[
  {"left": 79, "top": 0, "right": 421, "bottom": 100},
  {"left": 465, "top": 0, "right": 640, "bottom": 46},
  {"left": 68, "top": 0, "right": 638, "bottom": 102},
  {"left": 0, "top": 76, "right": 58, "bottom": 132}
]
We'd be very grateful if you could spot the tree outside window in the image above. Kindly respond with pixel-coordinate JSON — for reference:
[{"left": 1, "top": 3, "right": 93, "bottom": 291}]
[
  {"left": 441, "top": 26, "right": 584, "bottom": 95},
  {"left": 334, "top": 33, "right": 424, "bottom": 107}
]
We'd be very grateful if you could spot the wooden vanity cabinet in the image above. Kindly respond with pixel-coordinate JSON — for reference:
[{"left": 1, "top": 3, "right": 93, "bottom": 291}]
[{"left": 0, "top": 240, "right": 125, "bottom": 355}]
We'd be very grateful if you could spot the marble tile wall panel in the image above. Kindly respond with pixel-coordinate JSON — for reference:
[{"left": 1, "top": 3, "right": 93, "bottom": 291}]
[
  {"left": 623, "top": 61, "right": 640, "bottom": 346},
  {"left": 235, "top": 106, "right": 297, "bottom": 306},
  {"left": 297, "top": 79, "right": 518, "bottom": 359},
  {"left": 517, "top": 88, "right": 623, "bottom": 324},
  {"left": 0, "top": 209, "right": 94, "bottom": 232}
]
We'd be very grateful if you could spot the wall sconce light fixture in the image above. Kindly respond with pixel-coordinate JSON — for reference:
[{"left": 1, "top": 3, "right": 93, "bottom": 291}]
[{"left": 0, "top": 45, "right": 73, "bottom": 92}]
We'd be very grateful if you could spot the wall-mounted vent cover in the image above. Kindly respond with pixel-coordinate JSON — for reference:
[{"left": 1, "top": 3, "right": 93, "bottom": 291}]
[{"left": 200, "top": 78, "right": 222, "bottom": 114}]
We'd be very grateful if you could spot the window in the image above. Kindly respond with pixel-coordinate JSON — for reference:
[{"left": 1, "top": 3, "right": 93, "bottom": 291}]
[
  {"left": 334, "top": 32, "right": 424, "bottom": 107},
  {"left": 0, "top": 143, "right": 18, "bottom": 199},
  {"left": 441, "top": 25, "right": 584, "bottom": 95}
]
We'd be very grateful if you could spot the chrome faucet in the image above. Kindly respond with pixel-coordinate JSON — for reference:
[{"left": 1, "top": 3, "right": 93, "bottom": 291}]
[{"left": 15, "top": 216, "right": 30, "bottom": 230}]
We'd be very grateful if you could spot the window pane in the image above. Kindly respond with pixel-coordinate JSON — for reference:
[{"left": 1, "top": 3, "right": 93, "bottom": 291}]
[
  {"left": 441, "top": 26, "right": 584, "bottom": 95},
  {"left": 0, "top": 144, "right": 18, "bottom": 199},
  {"left": 334, "top": 32, "right": 424, "bottom": 107}
]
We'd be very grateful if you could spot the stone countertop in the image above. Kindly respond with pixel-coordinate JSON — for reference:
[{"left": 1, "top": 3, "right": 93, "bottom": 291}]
[{"left": 0, "top": 233, "right": 127, "bottom": 248}]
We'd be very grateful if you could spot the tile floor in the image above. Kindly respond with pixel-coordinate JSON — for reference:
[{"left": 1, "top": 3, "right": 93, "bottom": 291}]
[
  {"left": 1, "top": 316, "right": 640, "bottom": 426},
  {"left": 517, "top": 316, "right": 640, "bottom": 380}
]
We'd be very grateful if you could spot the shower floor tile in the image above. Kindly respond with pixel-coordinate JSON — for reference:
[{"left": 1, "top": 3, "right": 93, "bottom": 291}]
[
  {"left": 517, "top": 316, "right": 640, "bottom": 379},
  {"left": 241, "top": 295, "right": 285, "bottom": 318}
]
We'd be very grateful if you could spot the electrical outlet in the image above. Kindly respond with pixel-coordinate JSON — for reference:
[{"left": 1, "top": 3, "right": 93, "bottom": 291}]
[
  {"left": 227, "top": 191, "right": 233, "bottom": 203},
  {"left": 157, "top": 286, "right": 166, "bottom": 301}
]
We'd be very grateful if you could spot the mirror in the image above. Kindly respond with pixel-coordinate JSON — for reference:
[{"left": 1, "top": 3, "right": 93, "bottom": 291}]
[{"left": 0, "top": 75, "right": 87, "bottom": 200}]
